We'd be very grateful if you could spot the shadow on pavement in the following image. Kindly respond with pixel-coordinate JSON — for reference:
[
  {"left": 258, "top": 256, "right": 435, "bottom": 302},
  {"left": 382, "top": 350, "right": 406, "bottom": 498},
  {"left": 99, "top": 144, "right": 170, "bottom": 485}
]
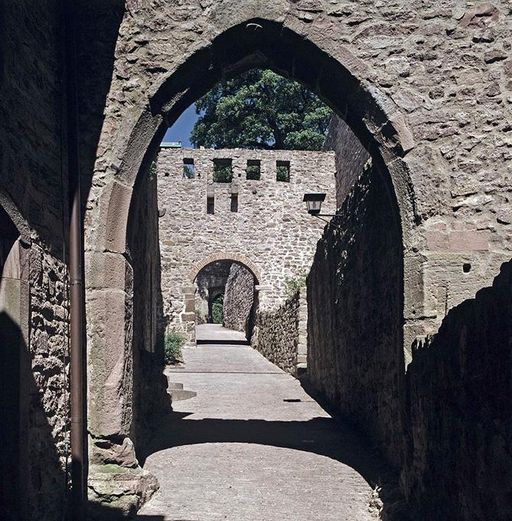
[
  {"left": 88, "top": 500, "right": 165, "bottom": 520},
  {"left": 141, "top": 409, "right": 407, "bottom": 519}
]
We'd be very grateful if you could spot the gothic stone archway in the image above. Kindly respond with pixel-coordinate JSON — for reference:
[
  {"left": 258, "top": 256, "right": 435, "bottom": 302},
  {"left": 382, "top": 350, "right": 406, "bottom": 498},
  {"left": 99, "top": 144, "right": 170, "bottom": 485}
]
[{"left": 84, "top": 8, "right": 420, "bottom": 506}]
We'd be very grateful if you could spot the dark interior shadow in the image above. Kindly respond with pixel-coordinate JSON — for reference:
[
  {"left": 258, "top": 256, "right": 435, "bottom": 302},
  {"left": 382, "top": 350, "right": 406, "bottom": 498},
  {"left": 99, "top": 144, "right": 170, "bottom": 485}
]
[
  {"left": 0, "top": 312, "right": 66, "bottom": 521},
  {"left": 142, "top": 405, "right": 408, "bottom": 519},
  {"left": 76, "top": 0, "right": 125, "bottom": 214},
  {"left": 402, "top": 260, "right": 512, "bottom": 521}
]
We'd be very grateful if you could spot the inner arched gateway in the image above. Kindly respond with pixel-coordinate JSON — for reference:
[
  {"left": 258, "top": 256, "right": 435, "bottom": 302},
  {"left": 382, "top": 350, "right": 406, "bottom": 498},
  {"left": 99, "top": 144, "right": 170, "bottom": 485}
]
[
  {"left": 85, "top": 18, "right": 416, "bottom": 514},
  {"left": 191, "top": 259, "right": 258, "bottom": 340}
]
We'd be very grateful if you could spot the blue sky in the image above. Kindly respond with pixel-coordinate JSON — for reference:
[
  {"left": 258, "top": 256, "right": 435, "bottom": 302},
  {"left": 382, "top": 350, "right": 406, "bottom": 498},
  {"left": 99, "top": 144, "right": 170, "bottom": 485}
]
[{"left": 162, "top": 104, "right": 199, "bottom": 148}]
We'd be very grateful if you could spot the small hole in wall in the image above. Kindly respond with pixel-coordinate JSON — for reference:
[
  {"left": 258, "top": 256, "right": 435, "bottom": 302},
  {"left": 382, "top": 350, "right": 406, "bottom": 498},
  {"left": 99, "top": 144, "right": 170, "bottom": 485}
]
[
  {"left": 463, "top": 263, "right": 471, "bottom": 273},
  {"left": 207, "top": 196, "right": 214, "bottom": 214},
  {"left": 230, "top": 194, "right": 238, "bottom": 213}
]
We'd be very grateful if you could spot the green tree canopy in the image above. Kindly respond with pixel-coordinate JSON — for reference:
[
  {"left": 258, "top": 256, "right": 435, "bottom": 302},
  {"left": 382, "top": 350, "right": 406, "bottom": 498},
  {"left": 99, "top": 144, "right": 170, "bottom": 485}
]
[{"left": 190, "top": 69, "right": 332, "bottom": 150}]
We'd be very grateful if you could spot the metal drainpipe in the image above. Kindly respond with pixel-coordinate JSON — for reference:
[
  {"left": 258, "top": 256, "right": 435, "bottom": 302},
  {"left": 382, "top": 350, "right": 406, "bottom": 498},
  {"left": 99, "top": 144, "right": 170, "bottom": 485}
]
[{"left": 64, "top": 3, "right": 87, "bottom": 519}]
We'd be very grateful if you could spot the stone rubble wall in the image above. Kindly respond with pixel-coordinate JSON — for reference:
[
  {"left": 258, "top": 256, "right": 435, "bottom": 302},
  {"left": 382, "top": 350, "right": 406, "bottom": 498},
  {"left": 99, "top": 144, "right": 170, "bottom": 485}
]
[
  {"left": 223, "top": 263, "right": 255, "bottom": 335},
  {"left": 156, "top": 147, "right": 335, "bottom": 337},
  {"left": 85, "top": 0, "right": 512, "bottom": 362},
  {"left": 402, "top": 260, "right": 512, "bottom": 520},
  {"left": 126, "top": 171, "right": 170, "bottom": 455},
  {"left": 309, "top": 113, "right": 512, "bottom": 518},
  {"left": 2, "top": 1, "right": 512, "bottom": 518},
  {"left": 1, "top": 2, "right": 72, "bottom": 519},
  {"left": 26, "top": 246, "right": 70, "bottom": 521},
  {"left": 307, "top": 161, "right": 405, "bottom": 468},
  {"left": 252, "top": 289, "right": 307, "bottom": 376},
  {"left": 323, "top": 115, "right": 371, "bottom": 208}
]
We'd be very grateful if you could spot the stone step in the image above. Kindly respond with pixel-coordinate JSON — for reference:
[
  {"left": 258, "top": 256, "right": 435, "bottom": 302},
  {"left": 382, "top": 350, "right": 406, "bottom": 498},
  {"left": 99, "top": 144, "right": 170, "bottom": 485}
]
[
  {"left": 167, "top": 382, "right": 184, "bottom": 390},
  {"left": 169, "top": 389, "right": 197, "bottom": 402},
  {"left": 196, "top": 338, "right": 250, "bottom": 346}
]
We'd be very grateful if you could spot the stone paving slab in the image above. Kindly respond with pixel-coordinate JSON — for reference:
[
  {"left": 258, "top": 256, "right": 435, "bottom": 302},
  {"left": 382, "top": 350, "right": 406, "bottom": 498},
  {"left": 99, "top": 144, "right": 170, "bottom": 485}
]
[
  {"left": 137, "top": 340, "right": 383, "bottom": 521},
  {"left": 195, "top": 324, "right": 247, "bottom": 343}
]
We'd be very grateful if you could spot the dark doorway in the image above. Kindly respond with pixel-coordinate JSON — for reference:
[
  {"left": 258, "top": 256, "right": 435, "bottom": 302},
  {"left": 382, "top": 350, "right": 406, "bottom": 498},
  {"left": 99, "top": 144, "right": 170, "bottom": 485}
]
[
  {"left": 0, "top": 205, "right": 22, "bottom": 521},
  {"left": 209, "top": 292, "right": 224, "bottom": 324}
]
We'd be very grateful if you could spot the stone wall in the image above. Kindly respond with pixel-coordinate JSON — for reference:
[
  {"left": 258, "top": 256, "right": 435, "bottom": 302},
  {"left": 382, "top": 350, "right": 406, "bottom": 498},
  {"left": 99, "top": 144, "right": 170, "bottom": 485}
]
[
  {"left": 156, "top": 147, "right": 335, "bottom": 336},
  {"left": 223, "top": 263, "right": 255, "bottom": 335},
  {"left": 402, "top": 260, "right": 512, "bottom": 520},
  {"left": 80, "top": 0, "right": 512, "bottom": 473},
  {"left": 309, "top": 110, "right": 512, "bottom": 518},
  {"left": 252, "top": 290, "right": 307, "bottom": 376},
  {"left": 88, "top": 166, "right": 168, "bottom": 514},
  {"left": 323, "top": 115, "right": 371, "bottom": 208},
  {"left": 1, "top": 2, "right": 72, "bottom": 519},
  {"left": 3, "top": 1, "right": 512, "bottom": 517},
  {"left": 126, "top": 170, "right": 170, "bottom": 455},
  {"left": 307, "top": 161, "right": 405, "bottom": 467},
  {"left": 84, "top": 0, "right": 512, "bottom": 371}
]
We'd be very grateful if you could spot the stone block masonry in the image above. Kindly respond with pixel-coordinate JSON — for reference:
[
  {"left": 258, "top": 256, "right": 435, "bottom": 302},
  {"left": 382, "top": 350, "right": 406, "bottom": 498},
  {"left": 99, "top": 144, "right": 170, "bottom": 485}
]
[
  {"left": 2, "top": 0, "right": 512, "bottom": 518},
  {"left": 403, "top": 260, "right": 512, "bottom": 520},
  {"left": 1, "top": 3, "right": 72, "bottom": 520},
  {"left": 223, "top": 263, "right": 256, "bottom": 336},
  {"left": 307, "top": 161, "right": 405, "bottom": 469},
  {"left": 308, "top": 113, "right": 512, "bottom": 518},
  {"left": 156, "top": 147, "right": 335, "bottom": 338},
  {"left": 252, "top": 289, "right": 307, "bottom": 376}
]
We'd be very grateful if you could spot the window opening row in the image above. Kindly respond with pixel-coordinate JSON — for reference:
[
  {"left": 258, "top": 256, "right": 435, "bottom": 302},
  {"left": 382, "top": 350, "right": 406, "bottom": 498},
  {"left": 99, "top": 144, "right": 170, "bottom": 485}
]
[{"left": 182, "top": 158, "right": 290, "bottom": 182}]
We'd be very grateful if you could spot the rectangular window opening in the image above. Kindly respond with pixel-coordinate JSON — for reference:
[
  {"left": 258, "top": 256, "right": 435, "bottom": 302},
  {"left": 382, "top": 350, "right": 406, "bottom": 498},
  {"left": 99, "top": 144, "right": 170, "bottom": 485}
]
[
  {"left": 276, "top": 160, "right": 290, "bottom": 182},
  {"left": 230, "top": 194, "right": 238, "bottom": 213},
  {"left": 213, "top": 158, "right": 233, "bottom": 183},
  {"left": 183, "top": 158, "right": 196, "bottom": 179},
  {"left": 207, "top": 196, "right": 215, "bottom": 214},
  {"left": 246, "top": 160, "right": 261, "bottom": 180}
]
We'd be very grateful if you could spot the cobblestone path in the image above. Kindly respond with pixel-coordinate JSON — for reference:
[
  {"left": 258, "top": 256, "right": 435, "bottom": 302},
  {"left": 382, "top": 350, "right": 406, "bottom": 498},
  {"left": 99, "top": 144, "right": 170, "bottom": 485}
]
[{"left": 137, "top": 327, "right": 385, "bottom": 521}]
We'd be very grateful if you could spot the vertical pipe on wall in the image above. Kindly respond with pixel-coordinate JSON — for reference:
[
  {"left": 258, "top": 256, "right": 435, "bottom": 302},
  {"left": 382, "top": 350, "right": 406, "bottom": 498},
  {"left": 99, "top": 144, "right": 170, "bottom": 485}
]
[{"left": 64, "top": 3, "right": 87, "bottom": 519}]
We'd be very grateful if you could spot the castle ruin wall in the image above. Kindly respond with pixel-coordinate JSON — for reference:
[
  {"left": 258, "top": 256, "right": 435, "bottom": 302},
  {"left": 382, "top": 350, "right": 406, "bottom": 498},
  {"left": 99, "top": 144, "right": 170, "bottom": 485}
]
[{"left": 156, "top": 147, "right": 336, "bottom": 339}]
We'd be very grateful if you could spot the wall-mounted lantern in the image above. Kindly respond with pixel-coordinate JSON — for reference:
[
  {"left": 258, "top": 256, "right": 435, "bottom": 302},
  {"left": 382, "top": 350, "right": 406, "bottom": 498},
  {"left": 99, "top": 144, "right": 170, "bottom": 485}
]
[
  {"left": 303, "top": 192, "right": 340, "bottom": 226},
  {"left": 303, "top": 192, "right": 326, "bottom": 215}
]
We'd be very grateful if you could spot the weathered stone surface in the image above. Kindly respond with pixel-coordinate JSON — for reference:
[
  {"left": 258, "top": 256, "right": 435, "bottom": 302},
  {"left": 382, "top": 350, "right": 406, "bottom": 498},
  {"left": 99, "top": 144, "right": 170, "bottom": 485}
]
[
  {"left": 309, "top": 96, "right": 512, "bottom": 520},
  {"left": 307, "top": 160, "right": 405, "bottom": 469},
  {"left": 403, "top": 260, "right": 512, "bottom": 520},
  {"left": 156, "top": 147, "right": 335, "bottom": 338},
  {"left": 3, "top": 0, "right": 512, "bottom": 518},
  {"left": 126, "top": 162, "right": 171, "bottom": 453},
  {"left": 1, "top": 2, "right": 71, "bottom": 504},
  {"left": 88, "top": 464, "right": 159, "bottom": 519},
  {"left": 323, "top": 115, "right": 371, "bottom": 207},
  {"left": 223, "top": 263, "right": 256, "bottom": 335},
  {"left": 252, "top": 289, "right": 307, "bottom": 376}
]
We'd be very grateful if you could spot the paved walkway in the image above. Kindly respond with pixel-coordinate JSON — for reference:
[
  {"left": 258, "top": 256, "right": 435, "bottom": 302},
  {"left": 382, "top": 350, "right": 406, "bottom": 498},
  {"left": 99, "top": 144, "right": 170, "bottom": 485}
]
[
  {"left": 137, "top": 329, "right": 386, "bottom": 521},
  {"left": 195, "top": 323, "right": 248, "bottom": 343}
]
